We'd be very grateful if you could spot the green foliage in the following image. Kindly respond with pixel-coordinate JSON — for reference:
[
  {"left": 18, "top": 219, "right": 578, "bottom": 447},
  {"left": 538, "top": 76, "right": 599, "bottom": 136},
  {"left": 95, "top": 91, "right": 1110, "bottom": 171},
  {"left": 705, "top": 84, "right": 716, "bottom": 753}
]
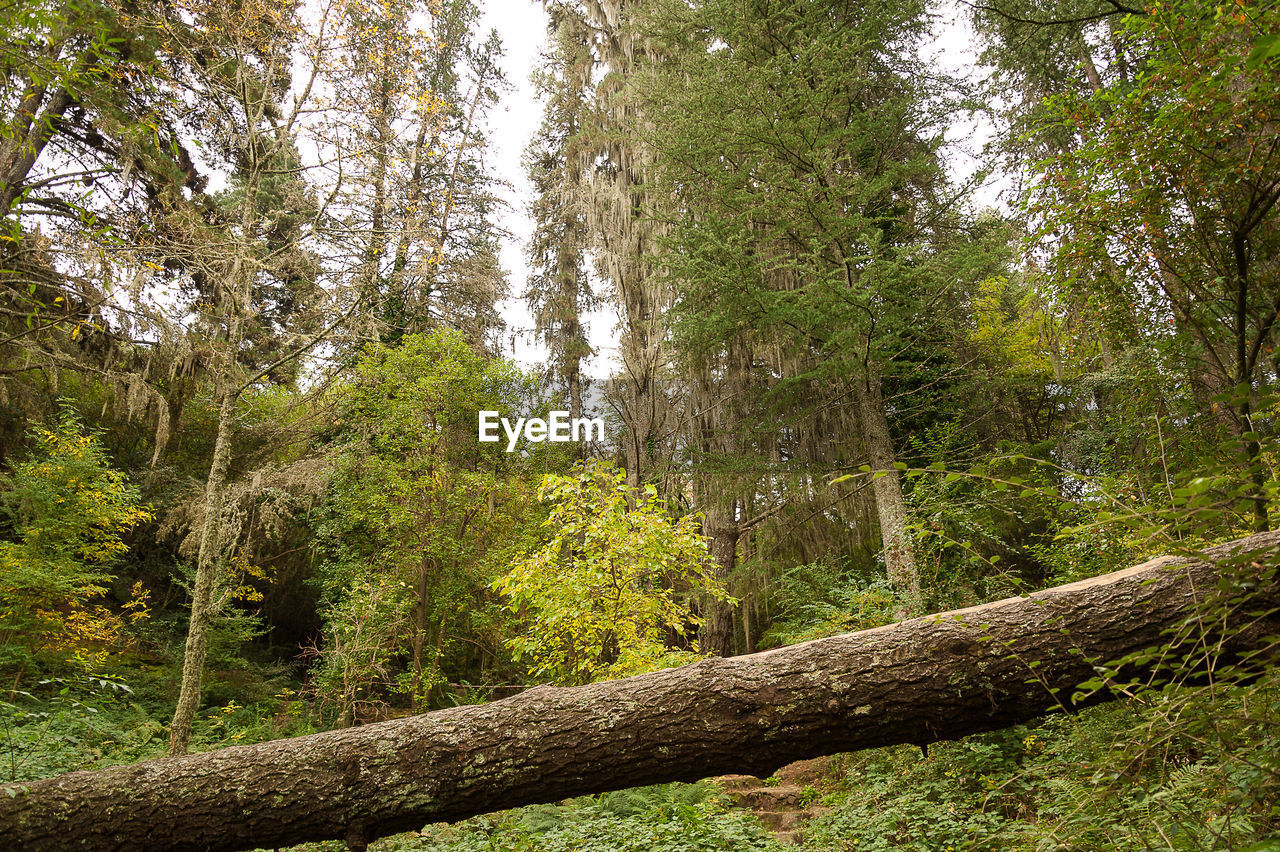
[
  {"left": 759, "top": 561, "right": 898, "bottom": 647},
  {"left": 640, "top": 0, "right": 991, "bottom": 388},
  {"left": 1034, "top": 0, "right": 1280, "bottom": 330},
  {"left": 311, "top": 331, "right": 546, "bottom": 717},
  {"left": 0, "top": 407, "right": 151, "bottom": 674},
  {"left": 0, "top": 666, "right": 321, "bottom": 782},
  {"left": 494, "top": 461, "right": 729, "bottom": 686},
  {"left": 0, "top": 674, "right": 162, "bottom": 782},
  {"left": 803, "top": 671, "right": 1280, "bottom": 851},
  {"left": 1030, "top": 0, "right": 1280, "bottom": 532},
  {"left": 410, "top": 784, "right": 782, "bottom": 852},
  {"left": 0, "top": 0, "right": 172, "bottom": 224},
  {"left": 967, "top": 276, "right": 1059, "bottom": 382}
]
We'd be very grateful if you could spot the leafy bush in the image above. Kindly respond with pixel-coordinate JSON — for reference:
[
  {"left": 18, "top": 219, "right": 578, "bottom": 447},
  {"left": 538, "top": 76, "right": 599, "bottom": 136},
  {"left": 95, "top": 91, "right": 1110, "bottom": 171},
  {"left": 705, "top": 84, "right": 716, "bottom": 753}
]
[
  {"left": 494, "top": 461, "right": 730, "bottom": 685},
  {"left": 759, "top": 560, "right": 897, "bottom": 646},
  {"left": 0, "top": 675, "right": 164, "bottom": 782},
  {"left": 0, "top": 407, "right": 151, "bottom": 676}
]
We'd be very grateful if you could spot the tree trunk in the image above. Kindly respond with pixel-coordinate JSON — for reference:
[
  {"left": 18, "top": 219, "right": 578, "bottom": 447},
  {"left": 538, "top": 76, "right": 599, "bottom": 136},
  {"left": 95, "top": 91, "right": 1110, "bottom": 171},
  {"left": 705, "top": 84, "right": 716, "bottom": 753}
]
[
  {"left": 854, "top": 375, "right": 919, "bottom": 603},
  {"left": 568, "top": 364, "right": 583, "bottom": 423},
  {"left": 568, "top": 362, "right": 586, "bottom": 460},
  {"left": 167, "top": 385, "right": 237, "bottom": 755},
  {"left": 411, "top": 555, "right": 430, "bottom": 707},
  {"left": 621, "top": 358, "right": 658, "bottom": 491},
  {"left": 0, "top": 86, "right": 75, "bottom": 215},
  {"left": 7, "top": 532, "right": 1278, "bottom": 852},
  {"left": 700, "top": 503, "right": 739, "bottom": 657},
  {"left": 1232, "top": 232, "right": 1271, "bottom": 533},
  {"left": 1238, "top": 396, "right": 1270, "bottom": 533}
]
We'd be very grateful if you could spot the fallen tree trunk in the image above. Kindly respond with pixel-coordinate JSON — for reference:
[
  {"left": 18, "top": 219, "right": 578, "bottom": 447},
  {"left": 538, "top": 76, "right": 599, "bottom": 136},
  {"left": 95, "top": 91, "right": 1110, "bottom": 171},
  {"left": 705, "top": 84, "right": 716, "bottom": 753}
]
[{"left": 4, "top": 532, "right": 1279, "bottom": 852}]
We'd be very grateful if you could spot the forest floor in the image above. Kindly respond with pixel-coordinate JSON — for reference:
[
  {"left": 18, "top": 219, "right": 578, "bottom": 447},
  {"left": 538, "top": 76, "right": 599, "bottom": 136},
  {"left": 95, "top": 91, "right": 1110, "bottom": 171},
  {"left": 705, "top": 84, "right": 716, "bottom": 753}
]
[{"left": 715, "top": 757, "right": 838, "bottom": 845}]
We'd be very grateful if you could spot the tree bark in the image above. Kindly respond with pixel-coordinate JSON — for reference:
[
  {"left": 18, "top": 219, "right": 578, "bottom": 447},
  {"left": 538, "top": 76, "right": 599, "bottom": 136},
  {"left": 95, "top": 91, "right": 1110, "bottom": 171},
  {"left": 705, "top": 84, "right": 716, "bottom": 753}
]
[
  {"left": 854, "top": 375, "right": 919, "bottom": 603},
  {"left": 5, "top": 532, "right": 1279, "bottom": 852},
  {"left": 168, "top": 384, "right": 237, "bottom": 755},
  {"left": 411, "top": 554, "right": 430, "bottom": 707},
  {"left": 700, "top": 503, "right": 739, "bottom": 657},
  {"left": 0, "top": 86, "right": 75, "bottom": 215}
]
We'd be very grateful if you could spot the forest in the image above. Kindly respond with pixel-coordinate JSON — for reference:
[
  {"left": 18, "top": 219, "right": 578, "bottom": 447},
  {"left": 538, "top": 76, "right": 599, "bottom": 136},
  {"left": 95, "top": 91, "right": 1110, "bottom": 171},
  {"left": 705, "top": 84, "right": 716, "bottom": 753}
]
[{"left": 0, "top": 0, "right": 1278, "bottom": 849}]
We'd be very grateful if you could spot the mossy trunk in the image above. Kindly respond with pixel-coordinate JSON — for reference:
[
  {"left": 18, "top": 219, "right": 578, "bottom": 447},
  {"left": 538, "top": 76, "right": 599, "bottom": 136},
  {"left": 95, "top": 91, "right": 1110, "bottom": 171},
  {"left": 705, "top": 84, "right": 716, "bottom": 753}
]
[
  {"left": 168, "top": 385, "right": 237, "bottom": 755},
  {"left": 854, "top": 375, "right": 919, "bottom": 605},
  {"left": 5, "top": 533, "right": 1278, "bottom": 852}
]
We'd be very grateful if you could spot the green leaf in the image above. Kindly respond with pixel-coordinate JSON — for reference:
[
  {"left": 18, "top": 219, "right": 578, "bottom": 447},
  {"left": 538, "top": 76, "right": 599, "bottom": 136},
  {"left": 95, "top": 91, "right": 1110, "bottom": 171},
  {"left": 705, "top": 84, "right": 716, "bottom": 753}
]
[{"left": 1248, "top": 34, "right": 1280, "bottom": 68}]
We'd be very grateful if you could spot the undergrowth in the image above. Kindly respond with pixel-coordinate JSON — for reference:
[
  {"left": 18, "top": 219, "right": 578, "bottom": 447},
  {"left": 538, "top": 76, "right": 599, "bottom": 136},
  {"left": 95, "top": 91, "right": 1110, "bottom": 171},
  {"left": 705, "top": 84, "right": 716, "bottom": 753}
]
[{"left": 801, "top": 671, "right": 1280, "bottom": 851}]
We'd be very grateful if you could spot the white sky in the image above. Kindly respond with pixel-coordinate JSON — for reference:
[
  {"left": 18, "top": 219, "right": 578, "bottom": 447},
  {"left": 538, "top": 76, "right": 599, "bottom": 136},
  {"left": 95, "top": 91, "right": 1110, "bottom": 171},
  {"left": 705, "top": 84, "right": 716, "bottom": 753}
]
[
  {"left": 477, "top": 0, "right": 996, "bottom": 380},
  {"left": 477, "top": 1, "right": 555, "bottom": 374}
]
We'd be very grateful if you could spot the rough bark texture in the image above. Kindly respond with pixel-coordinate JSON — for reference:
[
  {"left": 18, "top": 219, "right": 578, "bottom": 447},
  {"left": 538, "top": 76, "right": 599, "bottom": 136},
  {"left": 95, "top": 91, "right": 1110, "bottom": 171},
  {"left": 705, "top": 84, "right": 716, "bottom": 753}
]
[
  {"left": 168, "top": 385, "right": 238, "bottom": 755},
  {"left": 4, "top": 532, "right": 1278, "bottom": 852},
  {"left": 853, "top": 375, "right": 919, "bottom": 601},
  {"left": 0, "top": 86, "right": 75, "bottom": 215},
  {"left": 700, "top": 506, "right": 739, "bottom": 657}
]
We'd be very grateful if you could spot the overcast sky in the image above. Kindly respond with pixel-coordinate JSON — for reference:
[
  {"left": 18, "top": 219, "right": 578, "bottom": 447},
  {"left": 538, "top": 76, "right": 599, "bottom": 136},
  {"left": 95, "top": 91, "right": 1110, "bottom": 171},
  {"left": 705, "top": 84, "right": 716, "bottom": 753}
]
[{"left": 476, "top": 1, "right": 556, "bottom": 374}]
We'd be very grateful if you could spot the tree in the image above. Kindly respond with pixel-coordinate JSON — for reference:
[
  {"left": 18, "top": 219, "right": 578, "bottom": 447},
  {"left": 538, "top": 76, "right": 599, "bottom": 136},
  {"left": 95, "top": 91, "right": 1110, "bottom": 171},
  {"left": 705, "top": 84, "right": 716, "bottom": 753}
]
[
  {"left": 153, "top": 0, "right": 334, "bottom": 755},
  {"left": 0, "top": 408, "right": 150, "bottom": 677},
  {"left": 0, "top": 0, "right": 215, "bottom": 467},
  {"left": 533, "top": 0, "right": 681, "bottom": 490},
  {"left": 636, "top": 0, "right": 992, "bottom": 605},
  {"left": 493, "top": 461, "right": 726, "bottom": 685},
  {"left": 326, "top": 0, "right": 509, "bottom": 349},
  {"left": 524, "top": 5, "right": 597, "bottom": 424},
  {"left": 2, "top": 531, "right": 1276, "bottom": 852},
  {"left": 1030, "top": 0, "right": 1280, "bottom": 531},
  {"left": 972, "top": 0, "right": 1138, "bottom": 170},
  {"left": 312, "top": 330, "right": 542, "bottom": 719}
]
